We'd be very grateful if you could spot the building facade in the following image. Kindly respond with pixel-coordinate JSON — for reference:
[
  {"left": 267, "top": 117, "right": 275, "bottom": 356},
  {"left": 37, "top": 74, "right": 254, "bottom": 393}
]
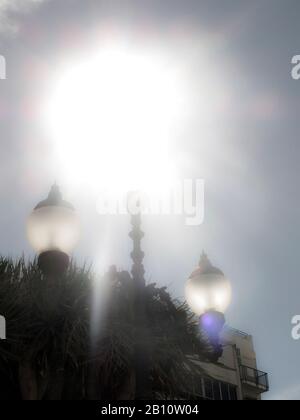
[{"left": 194, "top": 327, "right": 269, "bottom": 400}]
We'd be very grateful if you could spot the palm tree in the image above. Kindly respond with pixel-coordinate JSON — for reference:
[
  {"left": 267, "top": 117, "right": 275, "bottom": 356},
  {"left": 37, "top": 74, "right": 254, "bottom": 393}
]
[{"left": 0, "top": 258, "right": 209, "bottom": 400}]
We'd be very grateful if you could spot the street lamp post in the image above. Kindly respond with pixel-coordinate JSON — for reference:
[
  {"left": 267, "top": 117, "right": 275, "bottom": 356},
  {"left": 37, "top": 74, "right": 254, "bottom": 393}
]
[
  {"left": 185, "top": 252, "right": 232, "bottom": 362},
  {"left": 128, "top": 192, "right": 151, "bottom": 400},
  {"left": 27, "top": 184, "right": 80, "bottom": 277},
  {"left": 26, "top": 184, "right": 80, "bottom": 399}
]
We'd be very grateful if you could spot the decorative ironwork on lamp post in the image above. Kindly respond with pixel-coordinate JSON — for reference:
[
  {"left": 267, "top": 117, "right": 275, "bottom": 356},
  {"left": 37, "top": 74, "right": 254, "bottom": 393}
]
[{"left": 129, "top": 211, "right": 145, "bottom": 287}]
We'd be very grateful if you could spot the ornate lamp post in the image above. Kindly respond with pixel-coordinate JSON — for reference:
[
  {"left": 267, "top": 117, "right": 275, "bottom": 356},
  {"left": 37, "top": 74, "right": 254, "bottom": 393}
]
[
  {"left": 127, "top": 191, "right": 151, "bottom": 399},
  {"left": 27, "top": 184, "right": 80, "bottom": 276},
  {"left": 185, "top": 253, "right": 232, "bottom": 362}
]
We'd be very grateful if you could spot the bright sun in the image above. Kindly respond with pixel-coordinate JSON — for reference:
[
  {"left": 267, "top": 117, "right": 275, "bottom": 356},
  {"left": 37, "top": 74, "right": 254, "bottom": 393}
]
[{"left": 43, "top": 44, "right": 186, "bottom": 195}]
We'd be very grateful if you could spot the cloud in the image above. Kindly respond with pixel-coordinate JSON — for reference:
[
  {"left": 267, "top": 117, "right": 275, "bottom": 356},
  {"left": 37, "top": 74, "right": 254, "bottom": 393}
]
[
  {"left": 269, "top": 384, "right": 300, "bottom": 401},
  {"left": 0, "top": 0, "right": 47, "bottom": 34}
]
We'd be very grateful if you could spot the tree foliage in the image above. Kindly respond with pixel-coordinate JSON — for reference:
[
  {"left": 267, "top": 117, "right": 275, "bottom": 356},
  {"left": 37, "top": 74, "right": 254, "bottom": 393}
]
[{"left": 0, "top": 258, "right": 209, "bottom": 400}]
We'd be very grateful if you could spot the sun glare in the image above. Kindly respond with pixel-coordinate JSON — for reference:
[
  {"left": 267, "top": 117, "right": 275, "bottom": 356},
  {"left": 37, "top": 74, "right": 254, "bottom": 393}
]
[{"left": 43, "top": 44, "right": 186, "bottom": 194}]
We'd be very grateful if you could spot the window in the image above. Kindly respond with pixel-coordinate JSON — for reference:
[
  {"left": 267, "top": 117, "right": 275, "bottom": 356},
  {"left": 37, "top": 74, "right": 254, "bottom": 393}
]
[
  {"left": 213, "top": 381, "right": 221, "bottom": 400},
  {"left": 221, "top": 383, "right": 229, "bottom": 400},
  {"left": 201, "top": 378, "right": 238, "bottom": 401},
  {"left": 236, "top": 347, "right": 242, "bottom": 365},
  {"left": 204, "top": 378, "right": 213, "bottom": 400},
  {"left": 229, "top": 386, "right": 238, "bottom": 400}
]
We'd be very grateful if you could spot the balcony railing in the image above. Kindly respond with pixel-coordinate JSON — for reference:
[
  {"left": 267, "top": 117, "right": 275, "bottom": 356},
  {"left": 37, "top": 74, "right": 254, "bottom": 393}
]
[{"left": 240, "top": 365, "right": 269, "bottom": 393}]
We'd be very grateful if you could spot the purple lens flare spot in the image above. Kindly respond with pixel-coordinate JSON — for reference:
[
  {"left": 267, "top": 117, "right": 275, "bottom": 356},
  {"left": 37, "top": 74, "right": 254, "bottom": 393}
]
[{"left": 199, "top": 310, "right": 225, "bottom": 337}]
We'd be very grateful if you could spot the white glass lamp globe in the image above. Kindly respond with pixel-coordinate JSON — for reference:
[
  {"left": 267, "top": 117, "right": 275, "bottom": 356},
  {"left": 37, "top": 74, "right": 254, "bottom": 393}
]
[
  {"left": 27, "top": 185, "right": 80, "bottom": 256},
  {"left": 185, "top": 253, "right": 232, "bottom": 317}
]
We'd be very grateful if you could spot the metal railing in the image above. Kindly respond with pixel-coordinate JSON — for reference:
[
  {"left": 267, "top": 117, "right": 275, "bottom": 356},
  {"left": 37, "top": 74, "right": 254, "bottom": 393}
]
[{"left": 240, "top": 365, "right": 269, "bottom": 393}]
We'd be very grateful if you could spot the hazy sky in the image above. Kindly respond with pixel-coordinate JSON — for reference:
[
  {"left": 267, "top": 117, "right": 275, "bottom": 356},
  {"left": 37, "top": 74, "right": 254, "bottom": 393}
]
[{"left": 0, "top": 0, "right": 299, "bottom": 400}]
